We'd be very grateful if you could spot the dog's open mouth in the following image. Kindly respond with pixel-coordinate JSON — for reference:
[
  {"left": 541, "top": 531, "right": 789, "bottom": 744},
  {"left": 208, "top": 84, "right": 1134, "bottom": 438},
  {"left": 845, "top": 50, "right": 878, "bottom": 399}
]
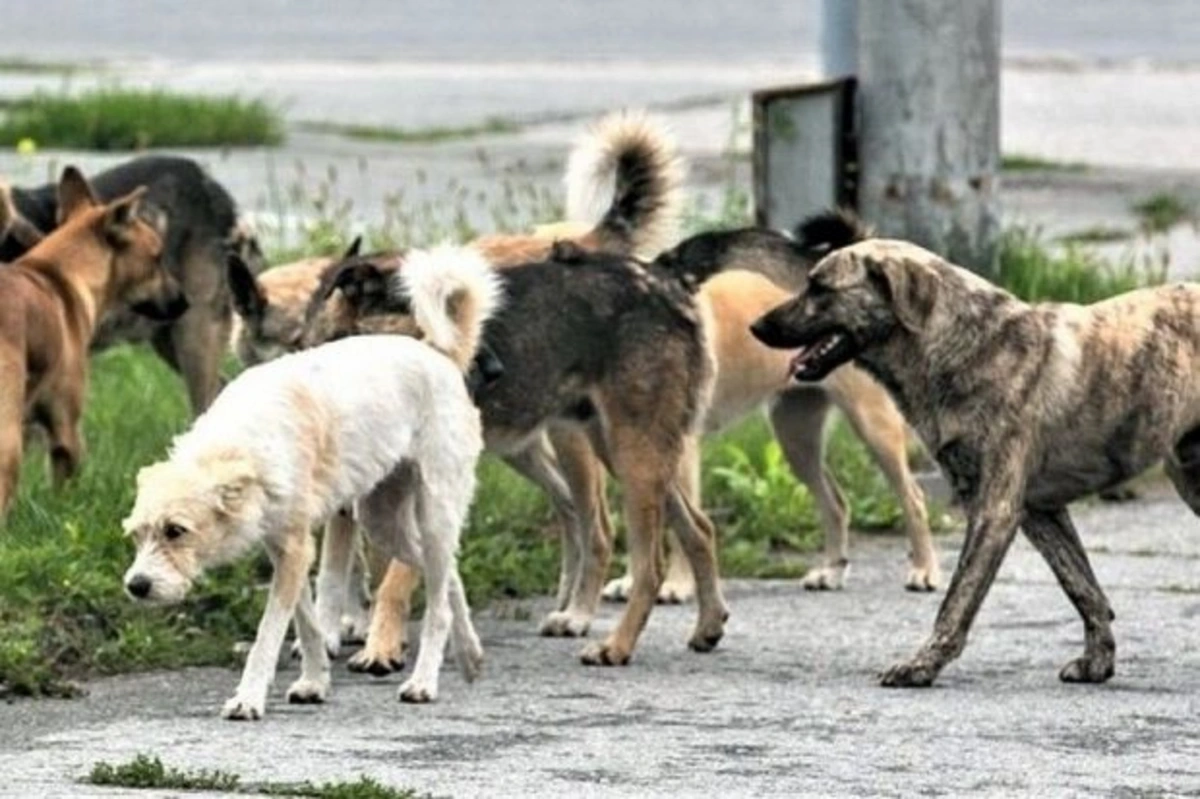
[{"left": 788, "top": 332, "right": 854, "bottom": 381}]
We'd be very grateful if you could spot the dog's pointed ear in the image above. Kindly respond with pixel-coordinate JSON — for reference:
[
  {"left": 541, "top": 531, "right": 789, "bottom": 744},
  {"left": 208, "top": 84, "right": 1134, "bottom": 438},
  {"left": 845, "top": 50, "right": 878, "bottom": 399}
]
[
  {"left": 57, "top": 166, "right": 101, "bottom": 223},
  {"left": 862, "top": 250, "right": 939, "bottom": 333},
  {"left": 343, "top": 235, "right": 363, "bottom": 260},
  {"left": 0, "top": 184, "right": 45, "bottom": 249},
  {"left": 102, "top": 186, "right": 150, "bottom": 246},
  {"left": 227, "top": 252, "right": 267, "bottom": 320}
]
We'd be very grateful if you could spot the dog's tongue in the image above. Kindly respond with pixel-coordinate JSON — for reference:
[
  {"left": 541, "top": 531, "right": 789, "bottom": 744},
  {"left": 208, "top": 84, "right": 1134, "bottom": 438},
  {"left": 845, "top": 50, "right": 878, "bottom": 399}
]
[{"left": 787, "top": 346, "right": 811, "bottom": 379}]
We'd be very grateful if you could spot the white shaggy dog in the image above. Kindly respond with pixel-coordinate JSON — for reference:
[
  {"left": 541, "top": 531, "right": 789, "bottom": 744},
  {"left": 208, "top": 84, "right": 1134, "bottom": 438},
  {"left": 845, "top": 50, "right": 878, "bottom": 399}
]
[{"left": 122, "top": 245, "right": 502, "bottom": 720}]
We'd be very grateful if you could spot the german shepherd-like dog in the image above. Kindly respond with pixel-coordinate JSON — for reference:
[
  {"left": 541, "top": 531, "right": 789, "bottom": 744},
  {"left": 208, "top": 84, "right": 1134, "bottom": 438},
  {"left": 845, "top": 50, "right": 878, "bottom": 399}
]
[
  {"left": 303, "top": 241, "right": 730, "bottom": 668},
  {"left": 1, "top": 156, "right": 262, "bottom": 413},
  {"left": 0, "top": 167, "right": 186, "bottom": 515},
  {"left": 751, "top": 212, "right": 1200, "bottom": 688}
]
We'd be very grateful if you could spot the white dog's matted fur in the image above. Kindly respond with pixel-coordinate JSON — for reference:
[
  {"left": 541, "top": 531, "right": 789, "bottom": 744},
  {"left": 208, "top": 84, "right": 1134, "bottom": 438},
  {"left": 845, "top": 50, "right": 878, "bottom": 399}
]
[{"left": 122, "top": 244, "right": 501, "bottom": 720}]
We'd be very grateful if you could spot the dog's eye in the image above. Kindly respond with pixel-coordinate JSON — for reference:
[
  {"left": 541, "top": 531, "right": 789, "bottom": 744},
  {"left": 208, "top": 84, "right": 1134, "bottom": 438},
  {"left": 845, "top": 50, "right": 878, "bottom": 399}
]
[{"left": 163, "top": 522, "right": 187, "bottom": 541}]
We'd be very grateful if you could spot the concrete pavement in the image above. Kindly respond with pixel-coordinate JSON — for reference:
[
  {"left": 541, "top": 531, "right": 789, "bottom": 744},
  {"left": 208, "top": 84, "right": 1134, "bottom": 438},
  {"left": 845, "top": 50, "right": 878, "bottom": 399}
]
[{"left": 6, "top": 485, "right": 1200, "bottom": 797}]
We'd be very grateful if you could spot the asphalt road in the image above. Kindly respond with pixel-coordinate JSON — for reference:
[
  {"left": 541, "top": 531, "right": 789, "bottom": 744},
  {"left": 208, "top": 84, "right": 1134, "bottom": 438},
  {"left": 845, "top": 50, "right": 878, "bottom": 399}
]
[{"left": 5, "top": 484, "right": 1200, "bottom": 798}]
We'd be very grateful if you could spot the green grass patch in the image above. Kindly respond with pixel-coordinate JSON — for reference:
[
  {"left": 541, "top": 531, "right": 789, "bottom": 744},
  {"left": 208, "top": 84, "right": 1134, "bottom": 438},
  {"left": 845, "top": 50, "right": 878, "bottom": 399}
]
[
  {"left": 1001, "top": 153, "right": 1088, "bottom": 173},
  {"left": 298, "top": 117, "right": 521, "bottom": 144},
  {"left": 0, "top": 88, "right": 284, "bottom": 150},
  {"left": 1131, "top": 192, "right": 1196, "bottom": 234},
  {"left": 86, "top": 755, "right": 428, "bottom": 798},
  {"left": 996, "top": 226, "right": 1166, "bottom": 304},
  {"left": 88, "top": 754, "right": 241, "bottom": 791},
  {"left": 1056, "top": 225, "right": 1133, "bottom": 245}
]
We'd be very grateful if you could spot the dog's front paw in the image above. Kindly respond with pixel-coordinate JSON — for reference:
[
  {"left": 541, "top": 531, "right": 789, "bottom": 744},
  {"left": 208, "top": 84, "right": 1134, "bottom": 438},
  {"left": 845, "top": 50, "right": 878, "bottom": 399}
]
[
  {"left": 802, "top": 563, "right": 848, "bottom": 591},
  {"left": 1059, "top": 654, "right": 1115, "bottom": 684},
  {"left": 398, "top": 679, "right": 437, "bottom": 704},
  {"left": 286, "top": 677, "right": 330, "bottom": 705},
  {"left": 905, "top": 562, "right": 941, "bottom": 592},
  {"left": 580, "top": 640, "right": 631, "bottom": 666},
  {"left": 539, "top": 610, "right": 591, "bottom": 638},
  {"left": 601, "top": 575, "right": 633, "bottom": 603},
  {"left": 880, "top": 658, "right": 939, "bottom": 688},
  {"left": 221, "top": 694, "right": 265, "bottom": 721},
  {"left": 348, "top": 645, "right": 407, "bottom": 677}
]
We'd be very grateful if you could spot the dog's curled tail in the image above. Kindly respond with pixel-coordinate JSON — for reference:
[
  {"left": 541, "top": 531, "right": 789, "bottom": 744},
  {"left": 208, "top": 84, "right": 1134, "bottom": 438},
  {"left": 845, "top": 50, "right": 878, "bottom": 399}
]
[
  {"left": 792, "top": 208, "right": 871, "bottom": 261},
  {"left": 566, "top": 109, "right": 685, "bottom": 259},
  {"left": 398, "top": 244, "right": 504, "bottom": 372}
]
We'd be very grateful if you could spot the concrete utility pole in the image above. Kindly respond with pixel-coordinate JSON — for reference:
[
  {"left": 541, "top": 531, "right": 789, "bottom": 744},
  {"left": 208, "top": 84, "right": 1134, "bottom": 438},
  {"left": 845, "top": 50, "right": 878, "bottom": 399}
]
[{"left": 856, "top": 0, "right": 1002, "bottom": 274}]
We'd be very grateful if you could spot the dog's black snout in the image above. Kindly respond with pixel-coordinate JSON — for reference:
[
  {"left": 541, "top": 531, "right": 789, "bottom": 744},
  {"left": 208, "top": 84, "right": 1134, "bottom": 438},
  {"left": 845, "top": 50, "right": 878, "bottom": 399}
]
[
  {"left": 126, "top": 574, "right": 153, "bottom": 599},
  {"left": 749, "top": 316, "right": 778, "bottom": 346}
]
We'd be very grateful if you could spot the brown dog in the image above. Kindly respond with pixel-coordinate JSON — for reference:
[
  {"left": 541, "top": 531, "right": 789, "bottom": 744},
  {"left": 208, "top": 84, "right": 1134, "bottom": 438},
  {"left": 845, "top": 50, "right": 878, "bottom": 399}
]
[
  {"left": 750, "top": 227, "right": 1200, "bottom": 687},
  {"left": 0, "top": 167, "right": 184, "bottom": 516}
]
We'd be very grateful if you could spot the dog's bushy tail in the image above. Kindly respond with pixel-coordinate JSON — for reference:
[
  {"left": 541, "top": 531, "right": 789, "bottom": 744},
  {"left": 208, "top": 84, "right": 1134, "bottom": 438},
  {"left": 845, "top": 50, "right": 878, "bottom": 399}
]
[
  {"left": 398, "top": 244, "right": 504, "bottom": 372},
  {"left": 565, "top": 110, "right": 685, "bottom": 259},
  {"left": 792, "top": 208, "right": 871, "bottom": 261}
]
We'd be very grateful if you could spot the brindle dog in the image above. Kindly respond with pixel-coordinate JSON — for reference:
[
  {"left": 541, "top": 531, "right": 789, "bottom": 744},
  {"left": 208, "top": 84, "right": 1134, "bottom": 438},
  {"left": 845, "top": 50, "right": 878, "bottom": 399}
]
[{"left": 752, "top": 227, "right": 1200, "bottom": 688}]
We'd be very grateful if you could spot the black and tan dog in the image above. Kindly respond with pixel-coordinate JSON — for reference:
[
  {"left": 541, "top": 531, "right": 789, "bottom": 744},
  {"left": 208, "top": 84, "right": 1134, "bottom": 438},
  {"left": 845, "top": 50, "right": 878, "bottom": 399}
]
[
  {"left": 751, "top": 213, "right": 1200, "bottom": 688},
  {"left": 0, "top": 167, "right": 185, "bottom": 515},
  {"left": 307, "top": 240, "right": 728, "bottom": 667},
  {"left": 1, "top": 156, "right": 261, "bottom": 413}
]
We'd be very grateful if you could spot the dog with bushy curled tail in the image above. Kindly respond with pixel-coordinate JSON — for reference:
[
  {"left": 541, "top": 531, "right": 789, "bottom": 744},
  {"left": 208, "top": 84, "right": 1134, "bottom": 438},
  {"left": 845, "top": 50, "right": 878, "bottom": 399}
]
[{"left": 122, "top": 244, "right": 501, "bottom": 720}]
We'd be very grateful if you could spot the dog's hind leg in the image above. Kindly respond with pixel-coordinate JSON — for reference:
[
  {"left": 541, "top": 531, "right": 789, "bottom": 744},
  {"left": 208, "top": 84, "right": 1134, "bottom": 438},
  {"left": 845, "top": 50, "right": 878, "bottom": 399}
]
[
  {"left": 223, "top": 528, "right": 314, "bottom": 720},
  {"left": 543, "top": 427, "right": 613, "bottom": 637},
  {"left": 394, "top": 479, "right": 469, "bottom": 703},
  {"left": 0, "top": 415, "right": 21, "bottom": 517},
  {"left": 581, "top": 427, "right": 674, "bottom": 666},
  {"left": 665, "top": 471, "right": 729, "bottom": 653},
  {"left": 39, "top": 381, "right": 85, "bottom": 488},
  {"left": 448, "top": 569, "right": 484, "bottom": 683},
  {"left": 503, "top": 434, "right": 582, "bottom": 619},
  {"left": 769, "top": 388, "right": 851, "bottom": 590},
  {"left": 1021, "top": 508, "right": 1115, "bottom": 684},
  {"left": 313, "top": 508, "right": 357, "bottom": 658},
  {"left": 881, "top": 448, "right": 1024, "bottom": 688},
  {"left": 1166, "top": 426, "right": 1200, "bottom": 512},
  {"left": 658, "top": 436, "right": 701, "bottom": 604},
  {"left": 285, "top": 581, "right": 332, "bottom": 704},
  {"left": 830, "top": 376, "right": 939, "bottom": 591}
]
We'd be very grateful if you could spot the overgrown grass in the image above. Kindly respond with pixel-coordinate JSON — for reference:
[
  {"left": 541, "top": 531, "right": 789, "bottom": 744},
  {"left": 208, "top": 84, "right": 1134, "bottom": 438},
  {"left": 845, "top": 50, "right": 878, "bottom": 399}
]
[
  {"left": 299, "top": 117, "right": 521, "bottom": 144},
  {"left": 87, "top": 755, "right": 428, "bottom": 798},
  {"left": 0, "top": 88, "right": 284, "bottom": 150},
  {"left": 996, "top": 226, "right": 1167, "bottom": 303},
  {"left": 1001, "top": 153, "right": 1088, "bottom": 173},
  {"left": 1131, "top": 192, "right": 1196, "bottom": 234}
]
